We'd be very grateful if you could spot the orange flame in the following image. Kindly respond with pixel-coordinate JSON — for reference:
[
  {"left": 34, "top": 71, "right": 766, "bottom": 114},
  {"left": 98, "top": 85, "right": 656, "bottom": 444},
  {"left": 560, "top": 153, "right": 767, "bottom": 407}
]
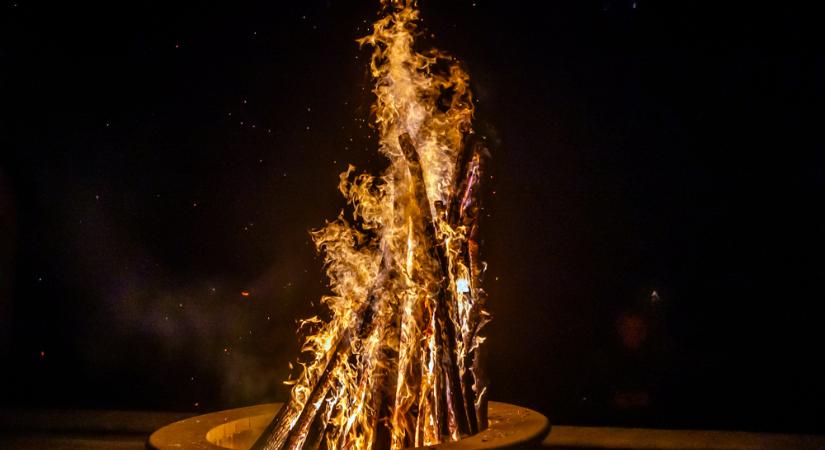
[{"left": 274, "top": 2, "right": 489, "bottom": 449}]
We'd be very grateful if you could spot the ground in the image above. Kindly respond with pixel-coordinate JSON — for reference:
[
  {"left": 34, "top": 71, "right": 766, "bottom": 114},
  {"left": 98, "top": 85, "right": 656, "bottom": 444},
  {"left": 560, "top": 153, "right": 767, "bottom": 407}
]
[{"left": 1, "top": 409, "right": 823, "bottom": 449}]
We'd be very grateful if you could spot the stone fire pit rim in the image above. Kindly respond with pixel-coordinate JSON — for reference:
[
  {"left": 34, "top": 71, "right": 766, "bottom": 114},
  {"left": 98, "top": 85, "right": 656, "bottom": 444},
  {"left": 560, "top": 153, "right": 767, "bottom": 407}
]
[{"left": 148, "top": 401, "right": 550, "bottom": 450}]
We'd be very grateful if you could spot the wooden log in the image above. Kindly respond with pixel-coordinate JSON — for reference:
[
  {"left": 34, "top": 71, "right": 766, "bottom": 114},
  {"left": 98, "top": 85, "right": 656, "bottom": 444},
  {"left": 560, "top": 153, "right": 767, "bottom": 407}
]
[
  {"left": 331, "top": 297, "right": 393, "bottom": 450},
  {"left": 398, "top": 133, "right": 472, "bottom": 438},
  {"left": 447, "top": 133, "right": 477, "bottom": 225},
  {"left": 300, "top": 405, "right": 330, "bottom": 450},
  {"left": 471, "top": 340, "right": 489, "bottom": 431},
  {"left": 251, "top": 264, "right": 392, "bottom": 450},
  {"left": 282, "top": 275, "right": 396, "bottom": 450},
  {"left": 251, "top": 332, "right": 351, "bottom": 450},
  {"left": 283, "top": 352, "right": 348, "bottom": 450},
  {"left": 446, "top": 135, "right": 490, "bottom": 434},
  {"left": 460, "top": 148, "right": 489, "bottom": 433}
]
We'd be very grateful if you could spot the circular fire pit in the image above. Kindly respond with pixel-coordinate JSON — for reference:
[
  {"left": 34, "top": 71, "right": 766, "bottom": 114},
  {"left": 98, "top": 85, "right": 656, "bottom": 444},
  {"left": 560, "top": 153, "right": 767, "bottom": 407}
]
[{"left": 148, "top": 401, "right": 549, "bottom": 450}]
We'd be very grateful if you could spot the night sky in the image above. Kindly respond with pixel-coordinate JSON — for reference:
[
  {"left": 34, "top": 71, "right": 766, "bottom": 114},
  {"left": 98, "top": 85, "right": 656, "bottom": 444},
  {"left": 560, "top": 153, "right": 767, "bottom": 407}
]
[{"left": 2, "top": 0, "right": 824, "bottom": 435}]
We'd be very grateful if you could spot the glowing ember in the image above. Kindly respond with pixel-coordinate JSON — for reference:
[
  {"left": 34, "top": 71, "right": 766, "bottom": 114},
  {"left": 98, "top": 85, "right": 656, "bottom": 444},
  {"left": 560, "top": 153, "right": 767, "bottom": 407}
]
[{"left": 253, "top": 1, "right": 490, "bottom": 449}]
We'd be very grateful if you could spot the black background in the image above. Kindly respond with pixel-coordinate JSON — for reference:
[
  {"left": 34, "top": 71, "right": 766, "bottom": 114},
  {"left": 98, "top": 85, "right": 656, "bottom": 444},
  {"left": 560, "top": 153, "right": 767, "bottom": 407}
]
[{"left": 2, "top": 0, "right": 824, "bottom": 434}]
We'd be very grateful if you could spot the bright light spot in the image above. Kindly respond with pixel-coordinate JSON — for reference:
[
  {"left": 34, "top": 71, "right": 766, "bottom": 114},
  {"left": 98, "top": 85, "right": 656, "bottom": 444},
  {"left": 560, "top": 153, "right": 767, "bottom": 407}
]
[{"left": 456, "top": 278, "right": 470, "bottom": 294}]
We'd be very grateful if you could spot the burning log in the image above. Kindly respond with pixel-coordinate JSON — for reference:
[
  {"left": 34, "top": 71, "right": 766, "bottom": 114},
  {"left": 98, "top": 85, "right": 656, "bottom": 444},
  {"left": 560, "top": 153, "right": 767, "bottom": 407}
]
[
  {"left": 286, "top": 293, "right": 392, "bottom": 450},
  {"left": 252, "top": 281, "right": 388, "bottom": 450},
  {"left": 283, "top": 352, "right": 348, "bottom": 450},
  {"left": 399, "top": 133, "right": 473, "bottom": 437},
  {"left": 451, "top": 135, "right": 491, "bottom": 432}
]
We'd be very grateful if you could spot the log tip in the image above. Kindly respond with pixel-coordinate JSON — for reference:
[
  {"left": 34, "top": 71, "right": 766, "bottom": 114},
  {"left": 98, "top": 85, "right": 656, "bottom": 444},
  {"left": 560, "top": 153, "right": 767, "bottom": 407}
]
[{"left": 398, "top": 133, "right": 417, "bottom": 160}]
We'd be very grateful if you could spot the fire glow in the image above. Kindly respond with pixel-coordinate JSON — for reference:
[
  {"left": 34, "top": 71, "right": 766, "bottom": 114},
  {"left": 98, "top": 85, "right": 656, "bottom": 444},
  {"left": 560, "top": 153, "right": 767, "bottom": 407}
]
[{"left": 252, "top": 2, "right": 490, "bottom": 449}]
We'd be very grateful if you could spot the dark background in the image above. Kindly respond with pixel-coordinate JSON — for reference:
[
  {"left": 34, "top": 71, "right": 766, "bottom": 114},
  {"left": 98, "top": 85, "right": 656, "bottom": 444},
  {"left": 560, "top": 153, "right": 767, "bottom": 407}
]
[{"left": 2, "top": 0, "right": 824, "bottom": 435}]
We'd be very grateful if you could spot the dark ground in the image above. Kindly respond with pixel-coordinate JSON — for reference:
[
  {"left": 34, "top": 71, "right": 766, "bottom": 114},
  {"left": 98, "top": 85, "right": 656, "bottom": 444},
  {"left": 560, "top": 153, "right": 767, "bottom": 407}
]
[
  {"left": 2, "top": 408, "right": 825, "bottom": 450},
  {"left": 2, "top": 0, "right": 824, "bottom": 436}
]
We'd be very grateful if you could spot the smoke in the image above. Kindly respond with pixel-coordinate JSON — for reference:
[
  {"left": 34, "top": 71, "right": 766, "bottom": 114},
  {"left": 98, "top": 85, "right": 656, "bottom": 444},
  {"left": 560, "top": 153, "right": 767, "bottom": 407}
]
[{"left": 47, "top": 179, "right": 321, "bottom": 409}]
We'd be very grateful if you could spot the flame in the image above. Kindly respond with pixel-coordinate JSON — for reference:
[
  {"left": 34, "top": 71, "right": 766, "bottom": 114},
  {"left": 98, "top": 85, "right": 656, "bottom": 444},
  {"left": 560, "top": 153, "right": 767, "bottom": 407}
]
[{"left": 267, "top": 2, "right": 489, "bottom": 449}]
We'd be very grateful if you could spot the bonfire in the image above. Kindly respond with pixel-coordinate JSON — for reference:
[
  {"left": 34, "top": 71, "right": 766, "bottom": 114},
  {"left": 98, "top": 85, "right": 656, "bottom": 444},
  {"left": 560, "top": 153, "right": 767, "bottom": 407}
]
[{"left": 252, "top": 2, "right": 491, "bottom": 449}]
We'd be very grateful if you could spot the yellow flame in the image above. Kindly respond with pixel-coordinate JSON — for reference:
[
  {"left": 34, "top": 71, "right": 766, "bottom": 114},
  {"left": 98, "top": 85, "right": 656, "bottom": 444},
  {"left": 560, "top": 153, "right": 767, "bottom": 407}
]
[{"left": 278, "top": 1, "right": 487, "bottom": 449}]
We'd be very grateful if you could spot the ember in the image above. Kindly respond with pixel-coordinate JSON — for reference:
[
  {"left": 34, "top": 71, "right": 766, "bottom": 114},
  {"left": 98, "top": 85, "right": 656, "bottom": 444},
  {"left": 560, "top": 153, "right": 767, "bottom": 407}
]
[{"left": 251, "top": 1, "right": 490, "bottom": 449}]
